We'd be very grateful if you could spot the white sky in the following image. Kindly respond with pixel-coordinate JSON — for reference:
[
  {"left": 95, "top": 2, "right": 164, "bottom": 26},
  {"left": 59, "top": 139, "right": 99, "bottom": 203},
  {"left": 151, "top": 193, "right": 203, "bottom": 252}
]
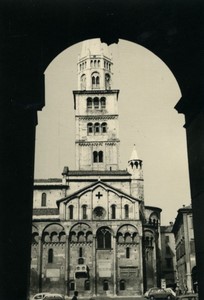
[{"left": 34, "top": 39, "right": 191, "bottom": 225}]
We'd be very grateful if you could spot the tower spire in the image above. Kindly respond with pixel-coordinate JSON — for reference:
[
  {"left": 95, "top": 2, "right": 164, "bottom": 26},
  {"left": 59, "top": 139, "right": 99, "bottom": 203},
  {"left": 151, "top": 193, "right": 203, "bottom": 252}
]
[{"left": 129, "top": 144, "right": 140, "bottom": 161}]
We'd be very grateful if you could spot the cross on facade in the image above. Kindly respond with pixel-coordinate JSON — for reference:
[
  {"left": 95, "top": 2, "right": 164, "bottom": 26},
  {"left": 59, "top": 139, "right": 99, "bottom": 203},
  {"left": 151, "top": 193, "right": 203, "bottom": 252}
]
[{"left": 95, "top": 191, "right": 103, "bottom": 199}]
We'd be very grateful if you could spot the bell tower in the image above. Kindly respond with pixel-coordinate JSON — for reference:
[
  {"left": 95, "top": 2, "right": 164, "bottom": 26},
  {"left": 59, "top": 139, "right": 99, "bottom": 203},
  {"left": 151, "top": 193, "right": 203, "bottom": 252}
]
[{"left": 73, "top": 39, "right": 120, "bottom": 171}]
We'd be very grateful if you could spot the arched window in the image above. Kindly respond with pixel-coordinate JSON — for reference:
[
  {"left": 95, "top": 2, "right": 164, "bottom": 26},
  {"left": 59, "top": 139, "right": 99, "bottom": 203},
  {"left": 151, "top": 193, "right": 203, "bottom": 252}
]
[
  {"left": 82, "top": 205, "right": 87, "bottom": 219},
  {"left": 97, "top": 228, "right": 111, "bottom": 249},
  {"left": 69, "top": 280, "right": 75, "bottom": 291},
  {"left": 98, "top": 60, "right": 100, "bottom": 67},
  {"left": 120, "top": 280, "right": 126, "bottom": 290},
  {"left": 126, "top": 247, "right": 130, "bottom": 258},
  {"left": 69, "top": 205, "right": 74, "bottom": 219},
  {"left": 96, "top": 76, "right": 100, "bottom": 87},
  {"left": 87, "top": 97, "right": 92, "bottom": 109},
  {"left": 124, "top": 204, "right": 129, "bottom": 219},
  {"left": 85, "top": 280, "right": 90, "bottom": 290},
  {"left": 103, "top": 280, "right": 109, "bottom": 291},
  {"left": 80, "top": 74, "right": 86, "bottom": 90},
  {"left": 93, "top": 97, "right": 99, "bottom": 109},
  {"left": 41, "top": 193, "right": 47, "bottom": 207},
  {"left": 105, "top": 73, "right": 111, "bottom": 89},
  {"left": 101, "top": 97, "right": 106, "bottom": 109},
  {"left": 93, "top": 151, "right": 98, "bottom": 163},
  {"left": 101, "top": 122, "right": 107, "bottom": 133},
  {"left": 99, "top": 151, "right": 103, "bottom": 163},
  {"left": 92, "top": 72, "right": 100, "bottom": 89},
  {"left": 48, "top": 249, "right": 53, "bottom": 263},
  {"left": 79, "top": 247, "right": 83, "bottom": 257},
  {"left": 87, "top": 123, "right": 93, "bottom": 134},
  {"left": 111, "top": 205, "right": 116, "bottom": 219},
  {"left": 94, "top": 122, "right": 100, "bottom": 133},
  {"left": 78, "top": 257, "right": 84, "bottom": 264}
]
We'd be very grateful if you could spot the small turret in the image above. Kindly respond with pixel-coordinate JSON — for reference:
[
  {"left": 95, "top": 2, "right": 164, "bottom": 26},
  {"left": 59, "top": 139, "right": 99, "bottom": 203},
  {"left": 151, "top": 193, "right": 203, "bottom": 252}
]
[
  {"left": 62, "top": 166, "right": 69, "bottom": 191},
  {"left": 128, "top": 145, "right": 144, "bottom": 200},
  {"left": 128, "top": 145, "right": 143, "bottom": 174}
]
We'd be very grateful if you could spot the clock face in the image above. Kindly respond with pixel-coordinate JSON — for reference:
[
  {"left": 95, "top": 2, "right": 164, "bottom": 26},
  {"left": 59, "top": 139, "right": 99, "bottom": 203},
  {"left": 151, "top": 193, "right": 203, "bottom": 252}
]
[{"left": 93, "top": 206, "right": 106, "bottom": 219}]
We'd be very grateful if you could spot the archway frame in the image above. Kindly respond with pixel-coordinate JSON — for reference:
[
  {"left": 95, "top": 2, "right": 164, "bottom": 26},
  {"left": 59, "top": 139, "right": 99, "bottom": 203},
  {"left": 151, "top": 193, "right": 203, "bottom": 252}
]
[{"left": 1, "top": 1, "right": 204, "bottom": 300}]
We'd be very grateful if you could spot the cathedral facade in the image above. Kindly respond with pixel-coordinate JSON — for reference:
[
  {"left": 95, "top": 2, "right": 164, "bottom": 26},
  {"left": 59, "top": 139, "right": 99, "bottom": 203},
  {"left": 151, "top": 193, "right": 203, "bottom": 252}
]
[{"left": 30, "top": 39, "right": 162, "bottom": 298}]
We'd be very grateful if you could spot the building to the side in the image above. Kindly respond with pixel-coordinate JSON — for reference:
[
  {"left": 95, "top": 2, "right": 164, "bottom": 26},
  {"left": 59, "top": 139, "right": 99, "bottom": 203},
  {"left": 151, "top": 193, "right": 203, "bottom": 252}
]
[
  {"left": 160, "top": 223, "right": 177, "bottom": 289},
  {"left": 30, "top": 39, "right": 162, "bottom": 298},
  {"left": 172, "top": 204, "right": 197, "bottom": 294}
]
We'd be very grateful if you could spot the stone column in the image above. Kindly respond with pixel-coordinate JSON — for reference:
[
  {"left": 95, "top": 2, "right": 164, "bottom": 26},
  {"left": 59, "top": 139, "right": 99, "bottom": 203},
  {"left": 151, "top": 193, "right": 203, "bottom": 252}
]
[
  {"left": 65, "top": 235, "right": 69, "bottom": 296},
  {"left": 37, "top": 235, "right": 43, "bottom": 292},
  {"left": 139, "top": 235, "right": 144, "bottom": 294},
  {"left": 92, "top": 235, "right": 97, "bottom": 296},
  {"left": 113, "top": 235, "right": 117, "bottom": 296}
]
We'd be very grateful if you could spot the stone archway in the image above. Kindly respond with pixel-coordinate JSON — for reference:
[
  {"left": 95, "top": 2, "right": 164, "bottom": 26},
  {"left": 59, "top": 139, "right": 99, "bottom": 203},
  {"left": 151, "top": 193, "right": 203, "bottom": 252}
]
[{"left": 1, "top": 2, "right": 203, "bottom": 300}]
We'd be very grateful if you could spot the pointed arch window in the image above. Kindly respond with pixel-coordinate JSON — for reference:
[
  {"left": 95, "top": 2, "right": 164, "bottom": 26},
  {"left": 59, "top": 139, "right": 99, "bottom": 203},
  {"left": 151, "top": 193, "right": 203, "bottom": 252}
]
[
  {"left": 69, "top": 205, "right": 74, "bottom": 219},
  {"left": 97, "top": 228, "right": 111, "bottom": 249},
  {"left": 93, "top": 97, "right": 99, "bottom": 109},
  {"left": 111, "top": 205, "right": 116, "bottom": 219},
  {"left": 124, "top": 204, "right": 129, "bottom": 219},
  {"left": 87, "top": 123, "right": 93, "bottom": 134},
  {"left": 87, "top": 97, "right": 92, "bottom": 109},
  {"left": 41, "top": 193, "right": 47, "bottom": 207},
  {"left": 94, "top": 122, "right": 100, "bottom": 133},
  {"left": 101, "top": 122, "right": 107, "bottom": 133},
  {"left": 82, "top": 205, "right": 87, "bottom": 219},
  {"left": 101, "top": 97, "right": 106, "bottom": 109},
  {"left": 48, "top": 249, "right": 53, "bottom": 263}
]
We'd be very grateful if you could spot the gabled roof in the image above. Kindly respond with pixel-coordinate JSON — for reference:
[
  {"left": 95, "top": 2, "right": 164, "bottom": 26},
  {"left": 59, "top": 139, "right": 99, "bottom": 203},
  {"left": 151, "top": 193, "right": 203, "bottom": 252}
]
[{"left": 57, "top": 180, "right": 141, "bottom": 206}]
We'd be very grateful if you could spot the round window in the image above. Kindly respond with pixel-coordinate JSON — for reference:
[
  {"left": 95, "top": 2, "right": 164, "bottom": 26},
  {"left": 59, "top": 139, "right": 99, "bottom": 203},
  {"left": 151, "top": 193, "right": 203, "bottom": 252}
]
[{"left": 93, "top": 206, "right": 106, "bottom": 219}]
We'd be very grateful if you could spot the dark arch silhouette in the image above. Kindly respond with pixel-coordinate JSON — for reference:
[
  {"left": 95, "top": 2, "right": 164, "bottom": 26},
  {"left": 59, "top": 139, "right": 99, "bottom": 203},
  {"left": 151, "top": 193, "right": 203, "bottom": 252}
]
[{"left": 1, "top": 1, "right": 204, "bottom": 300}]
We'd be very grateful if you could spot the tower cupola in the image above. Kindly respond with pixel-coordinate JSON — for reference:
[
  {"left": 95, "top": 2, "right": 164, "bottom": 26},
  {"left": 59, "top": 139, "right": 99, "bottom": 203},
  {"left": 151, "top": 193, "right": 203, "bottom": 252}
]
[{"left": 77, "top": 38, "right": 113, "bottom": 90}]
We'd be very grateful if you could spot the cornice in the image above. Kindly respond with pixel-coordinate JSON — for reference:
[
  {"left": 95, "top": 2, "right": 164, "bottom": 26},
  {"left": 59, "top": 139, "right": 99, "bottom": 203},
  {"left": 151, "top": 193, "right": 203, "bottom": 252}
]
[{"left": 76, "top": 115, "right": 118, "bottom": 121}]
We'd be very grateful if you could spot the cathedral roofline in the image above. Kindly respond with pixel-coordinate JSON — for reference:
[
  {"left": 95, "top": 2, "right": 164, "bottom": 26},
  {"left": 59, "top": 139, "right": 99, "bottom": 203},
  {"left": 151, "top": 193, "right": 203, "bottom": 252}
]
[
  {"left": 34, "top": 170, "right": 131, "bottom": 183},
  {"left": 56, "top": 180, "right": 141, "bottom": 206}
]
